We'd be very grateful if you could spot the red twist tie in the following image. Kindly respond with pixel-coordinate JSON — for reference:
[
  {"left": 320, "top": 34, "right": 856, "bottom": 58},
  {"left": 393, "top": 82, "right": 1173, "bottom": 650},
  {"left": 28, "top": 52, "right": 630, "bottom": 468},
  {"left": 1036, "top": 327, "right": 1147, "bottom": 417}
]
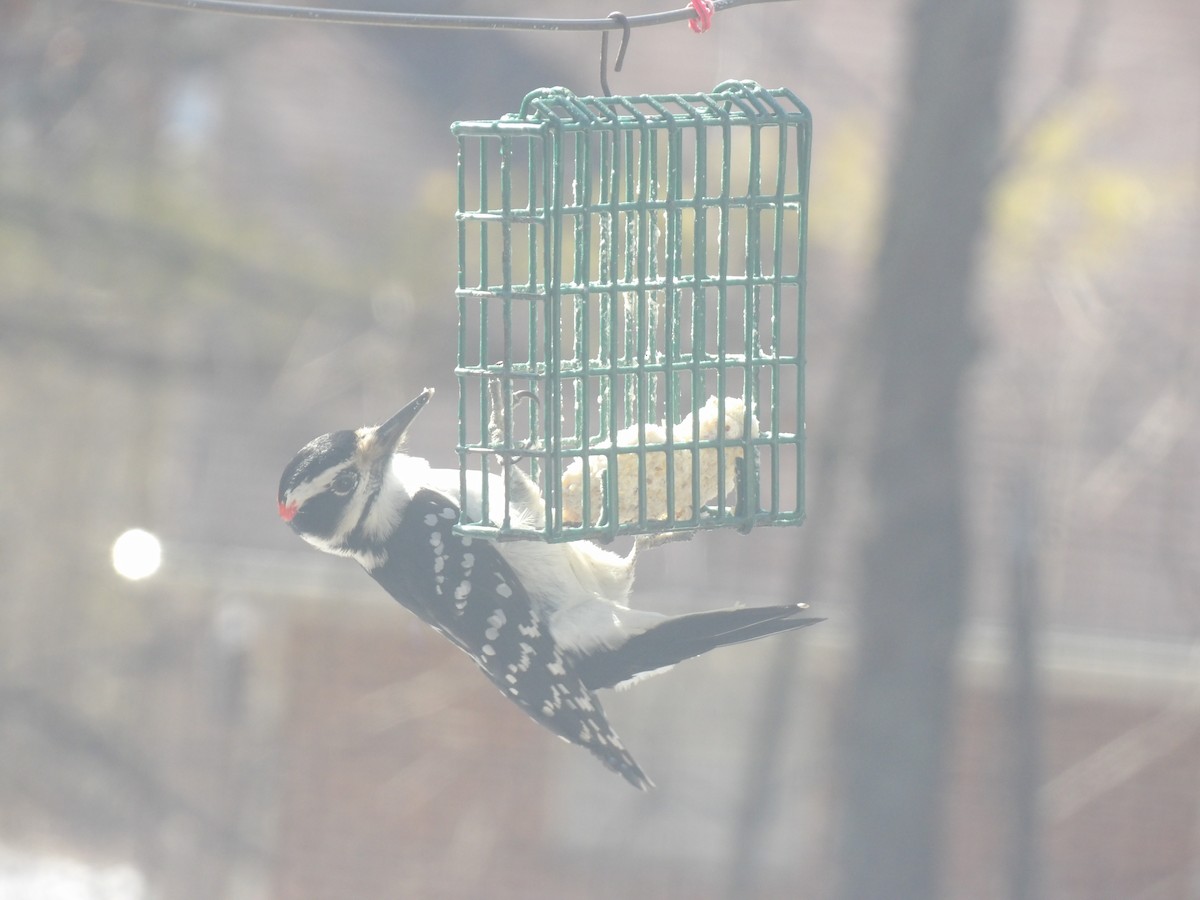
[{"left": 688, "top": 0, "right": 715, "bottom": 33}]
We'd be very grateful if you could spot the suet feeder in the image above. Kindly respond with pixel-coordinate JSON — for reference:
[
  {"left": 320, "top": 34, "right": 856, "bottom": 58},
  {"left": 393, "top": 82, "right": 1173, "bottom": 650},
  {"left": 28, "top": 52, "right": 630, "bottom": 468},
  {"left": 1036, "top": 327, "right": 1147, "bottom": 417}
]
[{"left": 453, "top": 80, "right": 811, "bottom": 543}]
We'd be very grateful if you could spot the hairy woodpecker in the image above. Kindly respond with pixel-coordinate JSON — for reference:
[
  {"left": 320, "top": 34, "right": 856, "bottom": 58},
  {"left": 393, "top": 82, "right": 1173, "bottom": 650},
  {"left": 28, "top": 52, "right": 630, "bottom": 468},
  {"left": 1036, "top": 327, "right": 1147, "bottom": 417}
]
[{"left": 277, "top": 388, "right": 821, "bottom": 789}]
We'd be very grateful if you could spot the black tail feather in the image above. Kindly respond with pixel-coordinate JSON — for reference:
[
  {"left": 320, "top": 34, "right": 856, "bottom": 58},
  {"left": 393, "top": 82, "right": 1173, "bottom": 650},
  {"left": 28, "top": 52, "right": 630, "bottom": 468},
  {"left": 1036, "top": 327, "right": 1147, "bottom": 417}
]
[{"left": 575, "top": 604, "right": 822, "bottom": 691}]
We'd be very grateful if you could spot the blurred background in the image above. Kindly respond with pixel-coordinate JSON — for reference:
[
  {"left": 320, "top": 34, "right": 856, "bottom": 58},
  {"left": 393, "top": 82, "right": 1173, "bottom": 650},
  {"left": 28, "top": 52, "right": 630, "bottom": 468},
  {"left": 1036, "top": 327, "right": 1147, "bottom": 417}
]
[{"left": 2, "top": 0, "right": 1198, "bottom": 898}]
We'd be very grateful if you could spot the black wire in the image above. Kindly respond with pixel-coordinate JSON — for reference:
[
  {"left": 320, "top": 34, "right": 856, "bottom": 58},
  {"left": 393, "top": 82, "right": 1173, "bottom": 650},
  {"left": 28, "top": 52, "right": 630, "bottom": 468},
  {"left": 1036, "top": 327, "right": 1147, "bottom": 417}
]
[
  {"left": 600, "top": 13, "right": 630, "bottom": 96},
  {"left": 106, "top": 0, "right": 790, "bottom": 31}
]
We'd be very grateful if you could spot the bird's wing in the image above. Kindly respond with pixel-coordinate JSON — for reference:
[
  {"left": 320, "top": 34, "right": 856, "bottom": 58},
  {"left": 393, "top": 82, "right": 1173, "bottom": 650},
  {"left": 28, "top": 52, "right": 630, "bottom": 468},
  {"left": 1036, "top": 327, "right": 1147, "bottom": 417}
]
[{"left": 377, "top": 489, "right": 653, "bottom": 790}]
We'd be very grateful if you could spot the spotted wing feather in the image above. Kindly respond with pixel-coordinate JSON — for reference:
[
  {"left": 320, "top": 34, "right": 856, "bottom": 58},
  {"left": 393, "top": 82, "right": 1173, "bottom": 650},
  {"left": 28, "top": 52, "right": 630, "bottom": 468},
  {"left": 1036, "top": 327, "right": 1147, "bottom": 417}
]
[{"left": 372, "top": 489, "right": 653, "bottom": 790}]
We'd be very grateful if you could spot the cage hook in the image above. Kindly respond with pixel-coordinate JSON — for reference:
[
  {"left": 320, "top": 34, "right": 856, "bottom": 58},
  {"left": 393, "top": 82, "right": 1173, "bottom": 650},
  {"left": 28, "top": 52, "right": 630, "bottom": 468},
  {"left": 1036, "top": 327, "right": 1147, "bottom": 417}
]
[{"left": 599, "top": 12, "right": 630, "bottom": 97}]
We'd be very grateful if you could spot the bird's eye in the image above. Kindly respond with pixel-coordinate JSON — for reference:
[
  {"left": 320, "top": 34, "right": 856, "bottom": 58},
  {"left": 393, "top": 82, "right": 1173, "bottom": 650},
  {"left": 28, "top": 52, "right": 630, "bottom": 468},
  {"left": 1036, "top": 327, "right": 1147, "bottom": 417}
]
[{"left": 331, "top": 470, "right": 360, "bottom": 496}]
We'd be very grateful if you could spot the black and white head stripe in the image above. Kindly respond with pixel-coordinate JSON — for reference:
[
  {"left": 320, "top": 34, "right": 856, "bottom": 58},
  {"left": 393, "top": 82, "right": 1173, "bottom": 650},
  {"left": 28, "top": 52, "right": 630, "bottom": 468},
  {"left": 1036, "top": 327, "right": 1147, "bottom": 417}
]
[
  {"left": 373, "top": 489, "right": 654, "bottom": 790},
  {"left": 278, "top": 427, "right": 412, "bottom": 568},
  {"left": 279, "top": 391, "right": 433, "bottom": 557},
  {"left": 277, "top": 430, "right": 360, "bottom": 537}
]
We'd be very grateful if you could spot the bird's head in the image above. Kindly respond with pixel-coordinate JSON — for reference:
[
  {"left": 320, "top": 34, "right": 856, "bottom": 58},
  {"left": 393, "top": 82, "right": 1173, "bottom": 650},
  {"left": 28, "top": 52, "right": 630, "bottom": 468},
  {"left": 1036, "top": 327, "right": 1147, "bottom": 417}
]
[{"left": 277, "top": 388, "right": 434, "bottom": 558}]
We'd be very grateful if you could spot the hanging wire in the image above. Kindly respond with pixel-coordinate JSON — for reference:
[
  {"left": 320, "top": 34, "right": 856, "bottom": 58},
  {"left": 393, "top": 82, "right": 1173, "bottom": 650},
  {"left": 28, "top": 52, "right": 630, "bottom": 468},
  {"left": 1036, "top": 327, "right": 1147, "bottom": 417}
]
[{"left": 104, "top": 0, "right": 792, "bottom": 31}]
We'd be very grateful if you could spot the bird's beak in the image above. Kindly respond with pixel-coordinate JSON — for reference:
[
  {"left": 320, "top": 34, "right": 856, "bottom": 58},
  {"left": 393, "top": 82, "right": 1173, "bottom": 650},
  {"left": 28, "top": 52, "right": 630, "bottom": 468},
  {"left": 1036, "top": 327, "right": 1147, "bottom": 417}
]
[{"left": 373, "top": 387, "right": 434, "bottom": 459}]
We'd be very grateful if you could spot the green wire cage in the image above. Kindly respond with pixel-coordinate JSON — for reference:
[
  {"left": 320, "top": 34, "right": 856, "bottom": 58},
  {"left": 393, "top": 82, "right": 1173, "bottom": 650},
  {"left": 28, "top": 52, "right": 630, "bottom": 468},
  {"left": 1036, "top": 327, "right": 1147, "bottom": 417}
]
[{"left": 453, "top": 80, "right": 811, "bottom": 543}]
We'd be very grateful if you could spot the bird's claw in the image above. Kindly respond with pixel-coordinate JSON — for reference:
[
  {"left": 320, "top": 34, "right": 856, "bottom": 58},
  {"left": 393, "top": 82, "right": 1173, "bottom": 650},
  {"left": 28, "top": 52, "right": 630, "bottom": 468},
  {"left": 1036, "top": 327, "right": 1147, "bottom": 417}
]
[{"left": 487, "top": 380, "right": 540, "bottom": 465}]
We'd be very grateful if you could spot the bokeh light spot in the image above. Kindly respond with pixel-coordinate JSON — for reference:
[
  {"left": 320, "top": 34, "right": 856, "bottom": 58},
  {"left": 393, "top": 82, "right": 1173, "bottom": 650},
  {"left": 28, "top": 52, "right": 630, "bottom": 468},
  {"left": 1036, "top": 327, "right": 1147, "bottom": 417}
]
[{"left": 111, "top": 528, "right": 162, "bottom": 581}]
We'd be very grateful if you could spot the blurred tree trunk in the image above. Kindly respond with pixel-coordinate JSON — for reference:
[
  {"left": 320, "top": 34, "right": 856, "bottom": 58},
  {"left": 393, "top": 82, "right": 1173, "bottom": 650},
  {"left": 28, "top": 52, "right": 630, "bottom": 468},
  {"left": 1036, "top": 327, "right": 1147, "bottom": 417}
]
[
  {"left": 836, "top": 1, "right": 1016, "bottom": 899},
  {"left": 1005, "top": 472, "right": 1043, "bottom": 900}
]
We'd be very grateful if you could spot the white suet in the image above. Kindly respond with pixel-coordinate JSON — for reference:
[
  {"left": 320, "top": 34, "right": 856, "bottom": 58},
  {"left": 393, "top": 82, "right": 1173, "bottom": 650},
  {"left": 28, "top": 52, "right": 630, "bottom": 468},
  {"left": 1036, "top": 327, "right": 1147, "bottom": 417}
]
[{"left": 561, "top": 396, "right": 761, "bottom": 525}]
